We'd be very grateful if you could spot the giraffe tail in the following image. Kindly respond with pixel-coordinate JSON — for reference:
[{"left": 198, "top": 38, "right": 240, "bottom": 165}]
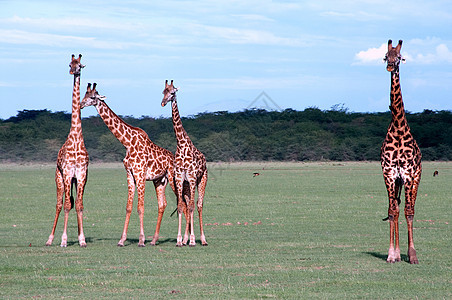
[
  {"left": 170, "top": 208, "right": 178, "bottom": 217},
  {"left": 170, "top": 187, "right": 190, "bottom": 217},
  {"left": 70, "top": 177, "right": 77, "bottom": 210},
  {"left": 382, "top": 177, "right": 403, "bottom": 221},
  {"left": 395, "top": 177, "right": 403, "bottom": 206}
]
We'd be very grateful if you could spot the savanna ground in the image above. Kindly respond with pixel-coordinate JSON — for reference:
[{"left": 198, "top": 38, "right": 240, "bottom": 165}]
[{"left": 0, "top": 161, "right": 451, "bottom": 299}]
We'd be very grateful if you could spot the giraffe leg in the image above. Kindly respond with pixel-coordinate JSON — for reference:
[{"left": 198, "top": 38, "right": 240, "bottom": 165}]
[
  {"left": 175, "top": 175, "right": 185, "bottom": 247},
  {"left": 177, "top": 212, "right": 184, "bottom": 247},
  {"left": 387, "top": 210, "right": 401, "bottom": 263},
  {"left": 46, "top": 168, "right": 64, "bottom": 246},
  {"left": 387, "top": 213, "right": 401, "bottom": 263},
  {"left": 406, "top": 215, "right": 418, "bottom": 264},
  {"left": 60, "top": 176, "right": 72, "bottom": 248},
  {"left": 394, "top": 213, "right": 401, "bottom": 262},
  {"left": 136, "top": 176, "right": 146, "bottom": 247},
  {"left": 188, "top": 179, "right": 197, "bottom": 247},
  {"left": 385, "top": 177, "right": 401, "bottom": 263},
  {"left": 167, "top": 164, "right": 177, "bottom": 197},
  {"left": 166, "top": 165, "right": 190, "bottom": 245},
  {"left": 150, "top": 180, "right": 167, "bottom": 246},
  {"left": 405, "top": 172, "right": 421, "bottom": 264},
  {"left": 182, "top": 181, "right": 190, "bottom": 245},
  {"left": 75, "top": 169, "right": 88, "bottom": 248},
  {"left": 197, "top": 170, "right": 208, "bottom": 246},
  {"left": 118, "top": 169, "right": 135, "bottom": 247}
]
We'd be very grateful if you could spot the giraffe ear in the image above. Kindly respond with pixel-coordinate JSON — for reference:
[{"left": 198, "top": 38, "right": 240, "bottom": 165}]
[{"left": 396, "top": 40, "right": 402, "bottom": 53}]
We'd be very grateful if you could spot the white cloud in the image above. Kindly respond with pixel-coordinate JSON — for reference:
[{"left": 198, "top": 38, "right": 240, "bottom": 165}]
[
  {"left": 321, "top": 10, "right": 389, "bottom": 21},
  {"left": 411, "top": 44, "right": 452, "bottom": 64},
  {"left": 184, "top": 75, "right": 320, "bottom": 91},
  {"left": 0, "top": 29, "right": 141, "bottom": 49},
  {"left": 0, "top": 81, "right": 16, "bottom": 87},
  {"left": 354, "top": 38, "right": 452, "bottom": 66},
  {"left": 193, "top": 24, "right": 307, "bottom": 47},
  {"left": 231, "top": 14, "right": 275, "bottom": 22},
  {"left": 353, "top": 43, "right": 387, "bottom": 65},
  {"left": 1, "top": 15, "right": 140, "bottom": 32}
]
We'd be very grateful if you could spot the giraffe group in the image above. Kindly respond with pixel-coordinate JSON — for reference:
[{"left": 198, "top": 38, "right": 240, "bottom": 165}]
[
  {"left": 46, "top": 40, "right": 424, "bottom": 263},
  {"left": 46, "top": 55, "right": 203, "bottom": 248},
  {"left": 80, "top": 82, "right": 177, "bottom": 247}
]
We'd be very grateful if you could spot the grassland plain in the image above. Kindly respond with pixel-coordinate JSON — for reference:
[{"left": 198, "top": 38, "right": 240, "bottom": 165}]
[{"left": 0, "top": 161, "right": 450, "bottom": 299}]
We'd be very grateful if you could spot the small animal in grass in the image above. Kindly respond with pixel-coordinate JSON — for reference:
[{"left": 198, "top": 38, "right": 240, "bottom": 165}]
[
  {"left": 253, "top": 172, "right": 260, "bottom": 177},
  {"left": 433, "top": 170, "right": 439, "bottom": 177}
]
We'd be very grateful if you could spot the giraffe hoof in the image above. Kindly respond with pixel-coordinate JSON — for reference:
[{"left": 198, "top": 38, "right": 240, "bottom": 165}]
[
  {"left": 176, "top": 243, "right": 183, "bottom": 247},
  {"left": 117, "top": 242, "right": 124, "bottom": 247},
  {"left": 408, "top": 248, "right": 418, "bottom": 264},
  {"left": 202, "top": 242, "right": 208, "bottom": 246},
  {"left": 138, "top": 243, "right": 146, "bottom": 247},
  {"left": 386, "top": 257, "right": 397, "bottom": 263},
  {"left": 80, "top": 243, "right": 87, "bottom": 248}
]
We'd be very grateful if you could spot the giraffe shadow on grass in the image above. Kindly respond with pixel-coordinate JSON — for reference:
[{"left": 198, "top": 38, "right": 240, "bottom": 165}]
[
  {"left": 146, "top": 238, "right": 208, "bottom": 246},
  {"left": 64, "top": 237, "right": 206, "bottom": 247},
  {"left": 364, "top": 251, "right": 410, "bottom": 263},
  {"left": 113, "top": 238, "right": 178, "bottom": 246}
]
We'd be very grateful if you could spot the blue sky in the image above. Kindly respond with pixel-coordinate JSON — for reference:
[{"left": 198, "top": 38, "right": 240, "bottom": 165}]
[{"left": 1, "top": 0, "right": 451, "bottom": 119}]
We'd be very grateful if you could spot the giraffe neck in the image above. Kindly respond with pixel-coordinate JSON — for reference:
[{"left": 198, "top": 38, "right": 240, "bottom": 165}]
[
  {"left": 171, "top": 98, "right": 190, "bottom": 145},
  {"left": 95, "top": 100, "right": 134, "bottom": 148},
  {"left": 69, "top": 74, "right": 83, "bottom": 136},
  {"left": 389, "top": 70, "right": 408, "bottom": 132}
]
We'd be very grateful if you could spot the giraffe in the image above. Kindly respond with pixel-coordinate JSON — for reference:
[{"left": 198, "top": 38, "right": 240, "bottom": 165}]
[
  {"left": 46, "top": 54, "right": 89, "bottom": 247},
  {"left": 80, "top": 83, "right": 176, "bottom": 247},
  {"left": 161, "top": 80, "right": 208, "bottom": 247},
  {"left": 381, "top": 39, "right": 422, "bottom": 264}
]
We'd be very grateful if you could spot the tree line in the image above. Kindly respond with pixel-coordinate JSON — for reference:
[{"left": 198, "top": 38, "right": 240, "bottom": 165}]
[{"left": 1, "top": 108, "right": 451, "bottom": 163}]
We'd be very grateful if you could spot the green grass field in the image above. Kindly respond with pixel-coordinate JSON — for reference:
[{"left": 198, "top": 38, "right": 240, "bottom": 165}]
[{"left": 1, "top": 161, "right": 451, "bottom": 299}]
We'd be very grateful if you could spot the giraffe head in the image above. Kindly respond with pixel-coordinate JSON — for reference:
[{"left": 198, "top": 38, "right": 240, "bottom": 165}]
[
  {"left": 161, "top": 80, "right": 178, "bottom": 107},
  {"left": 81, "top": 83, "right": 106, "bottom": 109},
  {"left": 69, "top": 54, "right": 85, "bottom": 76},
  {"left": 384, "top": 40, "right": 404, "bottom": 72}
]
